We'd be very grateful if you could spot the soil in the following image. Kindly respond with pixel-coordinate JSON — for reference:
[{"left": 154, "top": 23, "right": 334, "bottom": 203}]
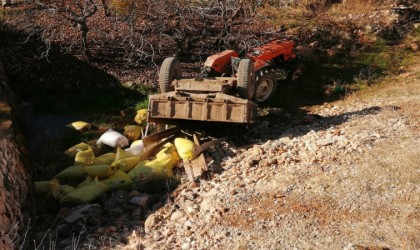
[
  {"left": 25, "top": 55, "right": 419, "bottom": 250},
  {"left": 0, "top": 1, "right": 419, "bottom": 249},
  {"left": 115, "top": 55, "right": 419, "bottom": 250}
]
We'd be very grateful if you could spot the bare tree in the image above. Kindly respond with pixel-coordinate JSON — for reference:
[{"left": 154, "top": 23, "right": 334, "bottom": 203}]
[
  {"left": 52, "top": 0, "right": 98, "bottom": 61},
  {"left": 101, "top": 0, "right": 111, "bottom": 16}
]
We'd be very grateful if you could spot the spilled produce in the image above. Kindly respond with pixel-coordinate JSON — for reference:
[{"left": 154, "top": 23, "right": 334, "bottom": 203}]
[{"left": 34, "top": 109, "right": 219, "bottom": 205}]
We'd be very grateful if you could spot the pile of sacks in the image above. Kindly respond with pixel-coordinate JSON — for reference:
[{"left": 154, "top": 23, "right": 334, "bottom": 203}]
[{"left": 34, "top": 109, "right": 198, "bottom": 205}]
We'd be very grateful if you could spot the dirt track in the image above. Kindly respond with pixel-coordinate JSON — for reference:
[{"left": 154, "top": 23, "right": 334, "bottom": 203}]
[{"left": 117, "top": 56, "right": 420, "bottom": 250}]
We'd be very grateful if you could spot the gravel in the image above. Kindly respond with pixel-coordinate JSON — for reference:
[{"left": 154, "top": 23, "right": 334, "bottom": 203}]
[{"left": 118, "top": 88, "right": 420, "bottom": 249}]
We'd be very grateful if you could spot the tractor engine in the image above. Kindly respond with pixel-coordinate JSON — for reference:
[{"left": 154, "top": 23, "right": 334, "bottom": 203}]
[{"left": 200, "top": 50, "right": 239, "bottom": 77}]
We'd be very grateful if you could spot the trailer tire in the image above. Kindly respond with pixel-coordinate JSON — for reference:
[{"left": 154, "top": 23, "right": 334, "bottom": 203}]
[
  {"left": 159, "top": 57, "right": 182, "bottom": 93},
  {"left": 254, "top": 69, "right": 277, "bottom": 103},
  {"left": 286, "top": 63, "right": 305, "bottom": 81},
  {"left": 237, "top": 59, "right": 255, "bottom": 100}
]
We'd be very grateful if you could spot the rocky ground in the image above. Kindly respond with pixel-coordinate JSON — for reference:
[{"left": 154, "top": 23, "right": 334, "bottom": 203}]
[
  {"left": 30, "top": 57, "right": 420, "bottom": 249},
  {"left": 2, "top": 1, "right": 419, "bottom": 249},
  {"left": 108, "top": 58, "right": 419, "bottom": 250},
  {"left": 24, "top": 53, "right": 420, "bottom": 250}
]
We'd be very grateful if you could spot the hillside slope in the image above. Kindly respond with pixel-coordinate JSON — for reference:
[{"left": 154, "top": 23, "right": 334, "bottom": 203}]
[{"left": 121, "top": 56, "right": 420, "bottom": 249}]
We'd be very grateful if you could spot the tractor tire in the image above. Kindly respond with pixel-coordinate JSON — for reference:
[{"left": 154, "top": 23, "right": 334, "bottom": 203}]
[
  {"left": 159, "top": 57, "right": 182, "bottom": 93},
  {"left": 254, "top": 69, "right": 278, "bottom": 103},
  {"left": 237, "top": 59, "right": 255, "bottom": 100},
  {"left": 286, "top": 63, "right": 305, "bottom": 81}
]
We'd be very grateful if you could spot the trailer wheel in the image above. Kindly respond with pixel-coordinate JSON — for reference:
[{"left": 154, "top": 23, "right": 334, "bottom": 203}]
[
  {"left": 237, "top": 59, "right": 255, "bottom": 99},
  {"left": 287, "top": 63, "right": 305, "bottom": 81},
  {"left": 159, "top": 57, "right": 182, "bottom": 93},
  {"left": 254, "top": 69, "right": 277, "bottom": 103}
]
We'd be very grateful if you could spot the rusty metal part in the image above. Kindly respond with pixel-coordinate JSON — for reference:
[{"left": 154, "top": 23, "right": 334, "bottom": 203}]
[
  {"left": 247, "top": 40, "right": 296, "bottom": 71},
  {"left": 150, "top": 39, "right": 300, "bottom": 125},
  {"left": 183, "top": 135, "right": 226, "bottom": 182},
  {"left": 192, "top": 136, "right": 226, "bottom": 159},
  {"left": 141, "top": 126, "right": 226, "bottom": 182},
  {"left": 148, "top": 92, "right": 257, "bottom": 124},
  {"left": 203, "top": 50, "right": 239, "bottom": 74},
  {"left": 173, "top": 77, "right": 236, "bottom": 93},
  {"left": 183, "top": 155, "right": 207, "bottom": 182},
  {"left": 141, "top": 126, "right": 180, "bottom": 158}
]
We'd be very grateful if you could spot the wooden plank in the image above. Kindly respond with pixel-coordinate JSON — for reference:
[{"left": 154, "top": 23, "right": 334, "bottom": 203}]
[
  {"left": 142, "top": 126, "right": 179, "bottom": 146},
  {"left": 191, "top": 153, "right": 207, "bottom": 177},
  {"left": 192, "top": 137, "right": 227, "bottom": 158},
  {"left": 183, "top": 160, "right": 195, "bottom": 182}
]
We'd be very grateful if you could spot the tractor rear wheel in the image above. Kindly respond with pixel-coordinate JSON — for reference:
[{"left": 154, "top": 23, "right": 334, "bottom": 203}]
[
  {"left": 287, "top": 63, "right": 305, "bottom": 81},
  {"left": 159, "top": 57, "right": 182, "bottom": 93},
  {"left": 254, "top": 69, "right": 277, "bottom": 103},
  {"left": 237, "top": 59, "right": 255, "bottom": 100}
]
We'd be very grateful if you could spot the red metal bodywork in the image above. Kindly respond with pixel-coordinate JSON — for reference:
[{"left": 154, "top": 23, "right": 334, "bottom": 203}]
[
  {"left": 150, "top": 40, "right": 299, "bottom": 126},
  {"left": 204, "top": 50, "right": 239, "bottom": 74},
  {"left": 203, "top": 40, "right": 296, "bottom": 73},
  {"left": 247, "top": 40, "right": 296, "bottom": 71}
]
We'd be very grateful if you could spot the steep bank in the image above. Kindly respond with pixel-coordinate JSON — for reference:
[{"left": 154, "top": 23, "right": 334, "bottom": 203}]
[
  {"left": 0, "top": 61, "right": 31, "bottom": 250},
  {"left": 121, "top": 55, "right": 420, "bottom": 249}
]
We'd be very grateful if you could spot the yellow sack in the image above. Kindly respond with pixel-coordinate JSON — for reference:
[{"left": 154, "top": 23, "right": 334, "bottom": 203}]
[
  {"left": 112, "top": 155, "right": 142, "bottom": 172},
  {"left": 128, "top": 160, "right": 151, "bottom": 180},
  {"left": 101, "top": 170, "right": 134, "bottom": 190},
  {"left": 128, "top": 157, "right": 174, "bottom": 181},
  {"left": 60, "top": 179, "right": 109, "bottom": 205},
  {"left": 153, "top": 144, "right": 179, "bottom": 174},
  {"left": 64, "top": 142, "right": 92, "bottom": 157},
  {"left": 156, "top": 143, "right": 180, "bottom": 166},
  {"left": 75, "top": 147, "right": 95, "bottom": 165},
  {"left": 49, "top": 179, "right": 61, "bottom": 199},
  {"left": 125, "top": 140, "right": 145, "bottom": 155},
  {"left": 155, "top": 143, "right": 173, "bottom": 158},
  {"left": 56, "top": 165, "right": 86, "bottom": 181},
  {"left": 67, "top": 121, "right": 92, "bottom": 131},
  {"left": 34, "top": 180, "right": 50, "bottom": 196},
  {"left": 115, "top": 147, "right": 134, "bottom": 161},
  {"left": 93, "top": 153, "right": 116, "bottom": 165},
  {"left": 83, "top": 164, "right": 117, "bottom": 179},
  {"left": 150, "top": 157, "right": 175, "bottom": 179},
  {"left": 134, "top": 109, "right": 148, "bottom": 126},
  {"left": 110, "top": 169, "right": 132, "bottom": 181},
  {"left": 76, "top": 176, "right": 94, "bottom": 188},
  {"left": 174, "top": 138, "right": 196, "bottom": 161},
  {"left": 49, "top": 179, "right": 75, "bottom": 200},
  {"left": 124, "top": 125, "right": 143, "bottom": 141}
]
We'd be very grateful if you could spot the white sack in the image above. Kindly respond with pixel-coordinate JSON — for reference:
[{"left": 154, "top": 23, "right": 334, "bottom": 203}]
[
  {"left": 96, "top": 129, "right": 129, "bottom": 148},
  {"left": 125, "top": 140, "right": 145, "bottom": 155}
]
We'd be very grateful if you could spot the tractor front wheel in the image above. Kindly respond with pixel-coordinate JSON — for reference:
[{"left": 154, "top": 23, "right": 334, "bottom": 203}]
[
  {"left": 237, "top": 59, "right": 255, "bottom": 100},
  {"left": 159, "top": 57, "right": 182, "bottom": 93},
  {"left": 254, "top": 69, "right": 278, "bottom": 103}
]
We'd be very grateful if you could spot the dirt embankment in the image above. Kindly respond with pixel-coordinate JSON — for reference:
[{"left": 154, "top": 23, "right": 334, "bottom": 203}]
[{"left": 0, "top": 61, "right": 31, "bottom": 250}]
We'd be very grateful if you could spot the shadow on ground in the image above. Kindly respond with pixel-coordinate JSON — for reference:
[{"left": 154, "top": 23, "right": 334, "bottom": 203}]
[
  {"left": 264, "top": 60, "right": 384, "bottom": 113},
  {"left": 0, "top": 21, "right": 143, "bottom": 115},
  {"left": 0, "top": 20, "right": 146, "bottom": 173}
]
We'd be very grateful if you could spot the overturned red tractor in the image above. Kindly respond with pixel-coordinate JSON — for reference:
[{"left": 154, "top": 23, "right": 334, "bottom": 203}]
[{"left": 149, "top": 40, "right": 304, "bottom": 125}]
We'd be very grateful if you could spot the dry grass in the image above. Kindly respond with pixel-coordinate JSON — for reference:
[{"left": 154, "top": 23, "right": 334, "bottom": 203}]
[
  {"left": 265, "top": 0, "right": 382, "bottom": 14},
  {"left": 312, "top": 57, "right": 420, "bottom": 248},
  {"left": 333, "top": 109, "right": 419, "bottom": 249},
  {"left": 261, "top": 0, "right": 384, "bottom": 28},
  {"left": 327, "top": 0, "right": 382, "bottom": 15},
  {"left": 220, "top": 54, "right": 420, "bottom": 249}
]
